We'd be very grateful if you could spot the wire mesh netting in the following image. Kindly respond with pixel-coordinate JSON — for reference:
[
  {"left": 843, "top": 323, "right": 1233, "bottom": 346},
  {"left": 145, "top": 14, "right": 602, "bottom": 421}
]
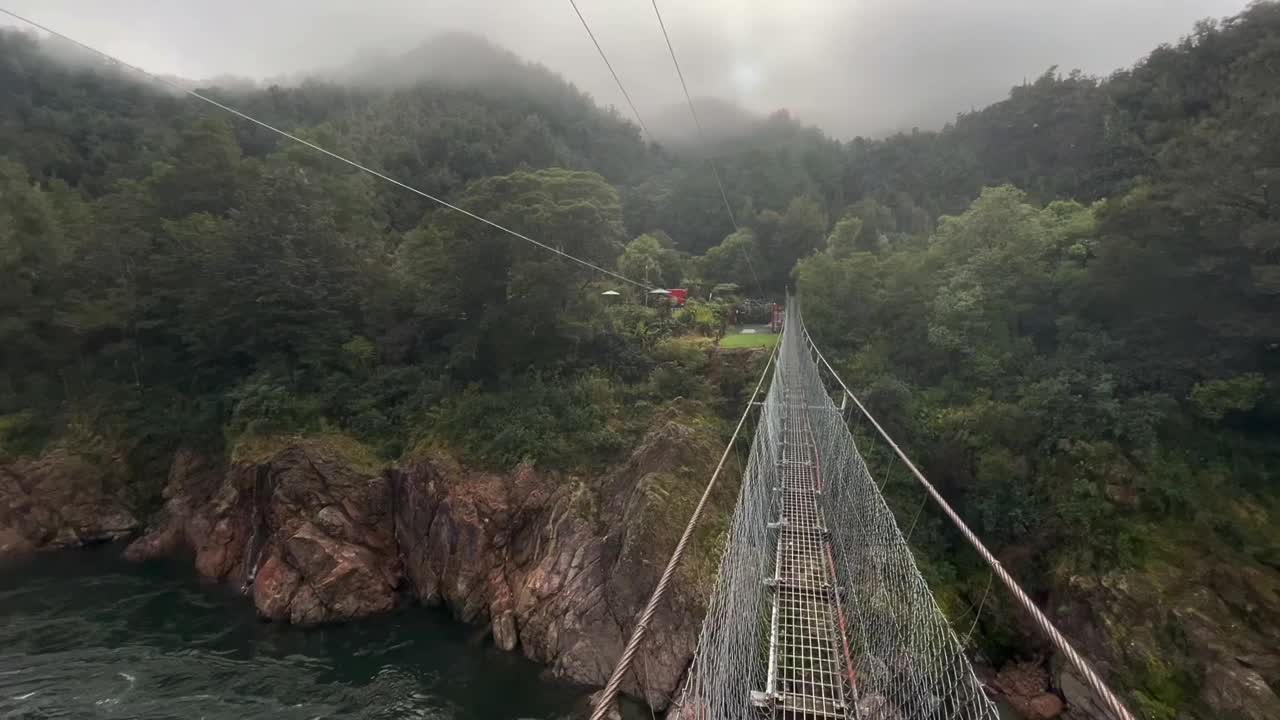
[{"left": 677, "top": 302, "right": 998, "bottom": 720}]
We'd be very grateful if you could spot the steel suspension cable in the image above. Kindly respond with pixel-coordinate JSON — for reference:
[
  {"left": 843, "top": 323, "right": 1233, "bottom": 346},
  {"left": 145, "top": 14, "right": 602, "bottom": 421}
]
[
  {"left": 0, "top": 7, "right": 655, "bottom": 292},
  {"left": 797, "top": 315, "right": 1138, "bottom": 720},
  {"left": 647, "top": 0, "right": 765, "bottom": 298},
  {"left": 567, "top": 0, "right": 654, "bottom": 144},
  {"left": 589, "top": 337, "right": 780, "bottom": 720}
]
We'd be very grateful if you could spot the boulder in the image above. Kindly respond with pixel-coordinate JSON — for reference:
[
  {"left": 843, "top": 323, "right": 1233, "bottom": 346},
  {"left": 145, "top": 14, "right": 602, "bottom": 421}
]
[
  {"left": 0, "top": 448, "right": 137, "bottom": 557},
  {"left": 993, "top": 661, "right": 1064, "bottom": 719},
  {"left": 127, "top": 438, "right": 400, "bottom": 624}
]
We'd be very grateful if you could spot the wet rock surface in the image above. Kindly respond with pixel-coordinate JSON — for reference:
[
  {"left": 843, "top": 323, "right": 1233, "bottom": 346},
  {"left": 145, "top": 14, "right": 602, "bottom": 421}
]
[
  {"left": 393, "top": 416, "right": 720, "bottom": 708},
  {"left": 991, "top": 661, "right": 1064, "bottom": 719},
  {"left": 127, "top": 439, "right": 399, "bottom": 624},
  {"left": 117, "top": 417, "right": 722, "bottom": 708},
  {"left": 0, "top": 448, "right": 137, "bottom": 556}
]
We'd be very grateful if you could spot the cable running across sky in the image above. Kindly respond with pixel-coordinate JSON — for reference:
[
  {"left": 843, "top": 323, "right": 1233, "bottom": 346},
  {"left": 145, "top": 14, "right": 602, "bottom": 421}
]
[
  {"left": 647, "top": 0, "right": 765, "bottom": 297},
  {"left": 567, "top": 0, "right": 654, "bottom": 144},
  {"left": 0, "top": 7, "right": 655, "bottom": 293}
]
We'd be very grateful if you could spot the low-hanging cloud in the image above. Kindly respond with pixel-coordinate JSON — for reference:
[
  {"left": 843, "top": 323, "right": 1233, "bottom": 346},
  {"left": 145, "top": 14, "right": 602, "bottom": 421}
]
[{"left": 2, "top": 0, "right": 1250, "bottom": 138}]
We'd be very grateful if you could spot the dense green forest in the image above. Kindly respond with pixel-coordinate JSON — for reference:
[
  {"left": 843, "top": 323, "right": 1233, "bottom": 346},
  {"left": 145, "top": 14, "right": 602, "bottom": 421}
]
[{"left": 2, "top": 3, "right": 1280, "bottom": 717}]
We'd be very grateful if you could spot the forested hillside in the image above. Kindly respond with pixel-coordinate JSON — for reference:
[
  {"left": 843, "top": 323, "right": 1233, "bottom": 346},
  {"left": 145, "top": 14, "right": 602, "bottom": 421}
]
[
  {"left": 795, "top": 6, "right": 1280, "bottom": 719},
  {"left": 2, "top": 2, "right": 1280, "bottom": 718}
]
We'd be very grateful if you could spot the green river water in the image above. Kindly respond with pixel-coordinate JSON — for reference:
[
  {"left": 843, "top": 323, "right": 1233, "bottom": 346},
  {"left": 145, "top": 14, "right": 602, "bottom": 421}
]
[
  {"left": 0, "top": 545, "right": 1021, "bottom": 720},
  {"left": 0, "top": 545, "right": 595, "bottom": 719}
]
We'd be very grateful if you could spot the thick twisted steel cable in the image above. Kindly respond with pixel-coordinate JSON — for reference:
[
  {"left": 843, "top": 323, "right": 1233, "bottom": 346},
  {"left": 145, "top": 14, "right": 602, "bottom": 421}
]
[
  {"left": 589, "top": 337, "right": 780, "bottom": 720},
  {"left": 798, "top": 314, "right": 1137, "bottom": 720}
]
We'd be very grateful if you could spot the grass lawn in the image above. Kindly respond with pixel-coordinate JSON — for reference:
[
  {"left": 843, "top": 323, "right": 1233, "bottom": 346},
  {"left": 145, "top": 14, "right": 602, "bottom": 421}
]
[{"left": 719, "top": 329, "right": 779, "bottom": 348}]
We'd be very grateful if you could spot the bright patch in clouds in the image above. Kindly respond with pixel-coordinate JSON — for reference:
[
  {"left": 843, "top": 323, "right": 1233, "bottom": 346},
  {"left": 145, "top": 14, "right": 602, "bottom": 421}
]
[{"left": 730, "top": 61, "right": 762, "bottom": 95}]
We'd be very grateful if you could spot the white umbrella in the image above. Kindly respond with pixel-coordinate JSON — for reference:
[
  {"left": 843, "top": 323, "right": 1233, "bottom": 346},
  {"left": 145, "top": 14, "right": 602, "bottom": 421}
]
[
  {"left": 601, "top": 290, "right": 621, "bottom": 296},
  {"left": 648, "top": 288, "right": 671, "bottom": 295}
]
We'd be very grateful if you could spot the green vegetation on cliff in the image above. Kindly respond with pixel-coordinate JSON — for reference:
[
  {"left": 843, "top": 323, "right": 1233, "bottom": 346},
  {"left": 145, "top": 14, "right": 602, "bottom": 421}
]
[{"left": 3, "top": 4, "right": 1280, "bottom": 716}]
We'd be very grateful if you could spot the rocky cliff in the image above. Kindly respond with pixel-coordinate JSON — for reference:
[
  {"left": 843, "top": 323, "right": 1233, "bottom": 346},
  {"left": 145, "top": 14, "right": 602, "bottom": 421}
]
[
  {"left": 1050, "top": 545, "right": 1280, "bottom": 720},
  {"left": 392, "top": 414, "right": 721, "bottom": 706},
  {"left": 123, "top": 439, "right": 401, "bottom": 624},
  {"left": 0, "top": 447, "right": 137, "bottom": 556},
  {"left": 6, "top": 422, "right": 1278, "bottom": 718},
  {"left": 100, "top": 412, "right": 725, "bottom": 708}
]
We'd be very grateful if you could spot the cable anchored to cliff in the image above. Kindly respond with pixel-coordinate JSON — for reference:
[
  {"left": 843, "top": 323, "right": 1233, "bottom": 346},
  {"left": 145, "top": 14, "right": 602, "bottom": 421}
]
[
  {"left": 0, "top": 7, "right": 656, "bottom": 293},
  {"left": 589, "top": 336, "right": 779, "bottom": 720}
]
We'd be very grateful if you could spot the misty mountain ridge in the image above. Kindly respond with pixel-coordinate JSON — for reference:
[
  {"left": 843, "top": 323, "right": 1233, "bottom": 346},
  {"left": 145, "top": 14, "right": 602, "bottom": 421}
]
[
  {"left": 306, "top": 32, "right": 1039, "bottom": 146},
  {"left": 5, "top": 24, "right": 937, "bottom": 147},
  {"left": 329, "top": 32, "right": 553, "bottom": 93},
  {"left": 644, "top": 95, "right": 763, "bottom": 147},
  {"left": 321, "top": 32, "right": 782, "bottom": 148}
]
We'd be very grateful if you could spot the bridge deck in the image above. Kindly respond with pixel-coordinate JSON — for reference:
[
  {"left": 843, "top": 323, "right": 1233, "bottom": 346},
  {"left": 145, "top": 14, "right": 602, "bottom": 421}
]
[{"left": 759, "top": 388, "right": 855, "bottom": 719}]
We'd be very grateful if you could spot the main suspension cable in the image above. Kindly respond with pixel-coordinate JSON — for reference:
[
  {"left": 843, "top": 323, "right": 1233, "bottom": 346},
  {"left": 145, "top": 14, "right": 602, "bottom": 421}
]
[
  {"left": 567, "top": 0, "right": 654, "bottom": 144},
  {"left": 647, "top": 0, "right": 765, "bottom": 297}
]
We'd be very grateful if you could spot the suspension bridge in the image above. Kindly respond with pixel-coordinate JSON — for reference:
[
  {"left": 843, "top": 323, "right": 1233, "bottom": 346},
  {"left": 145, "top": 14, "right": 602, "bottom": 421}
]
[
  {"left": 0, "top": 8, "right": 1138, "bottom": 719},
  {"left": 673, "top": 302, "right": 994, "bottom": 720},
  {"left": 592, "top": 301, "right": 1135, "bottom": 720}
]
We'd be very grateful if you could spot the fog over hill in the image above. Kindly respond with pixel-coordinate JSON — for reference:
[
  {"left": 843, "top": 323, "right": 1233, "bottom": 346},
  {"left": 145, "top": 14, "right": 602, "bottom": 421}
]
[
  {"left": 1, "top": 0, "right": 1250, "bottom": 138},
  {"left": 318, "top": 32, "right": 771, "bottom": 147}
]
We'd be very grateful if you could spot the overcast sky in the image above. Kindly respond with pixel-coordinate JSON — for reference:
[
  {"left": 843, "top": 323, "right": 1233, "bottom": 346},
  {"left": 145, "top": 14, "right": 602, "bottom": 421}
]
[{"left": 2, "top": 0, "right": 1251, "bottom": 137}]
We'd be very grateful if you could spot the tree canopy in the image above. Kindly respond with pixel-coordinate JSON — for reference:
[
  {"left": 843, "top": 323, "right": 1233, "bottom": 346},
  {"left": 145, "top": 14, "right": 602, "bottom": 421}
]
[{"left": 3, "top": 6, "right": 1280, "bottom": 715}]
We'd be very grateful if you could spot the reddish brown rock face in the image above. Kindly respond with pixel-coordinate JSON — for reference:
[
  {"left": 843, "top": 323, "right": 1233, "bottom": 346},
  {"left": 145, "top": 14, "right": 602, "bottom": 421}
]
[
  {"left": 112, "top": 417, "right": 724, "bottom": 710},
  {"left": 121, "top": 449, "right": 224, "bottom": 565},
  {"left": 391, "top": 418, "right": 720, "bottom": 709},
  {"left": 245, "top": 444, "right": 400, "bottom": 624},
  {"left": 0, "top": 449, "right": 138, "bottom": 555},
  {"left": 127, "top": 441, "right": 400, "bottom": 625}
]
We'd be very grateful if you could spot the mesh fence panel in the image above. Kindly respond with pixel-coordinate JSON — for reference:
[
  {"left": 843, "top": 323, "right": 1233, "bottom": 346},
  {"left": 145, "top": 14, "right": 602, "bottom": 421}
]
[{"left": 678, "top": 302, "right": 998, "bottom": 720}]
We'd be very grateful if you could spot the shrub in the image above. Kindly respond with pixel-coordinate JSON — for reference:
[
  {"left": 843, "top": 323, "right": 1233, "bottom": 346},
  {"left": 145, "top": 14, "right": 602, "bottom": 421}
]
[
  {"left": 428, "top": 373, "right": 629, "bottom": 469},
  {"left": 648, "top": 338, "right": 713, "bottom": 401},
  {"left": 0, "top": 410, "right": 52, "bottom": 460},
  {"left": 226, "top": 374, "right": 325, "bottom": 440},
  {"left": 1190, "top": 374, "right": 1266, "bottom": 421},
  {"left": 672, "top": 299, "right": 726, "bottom": 337}
]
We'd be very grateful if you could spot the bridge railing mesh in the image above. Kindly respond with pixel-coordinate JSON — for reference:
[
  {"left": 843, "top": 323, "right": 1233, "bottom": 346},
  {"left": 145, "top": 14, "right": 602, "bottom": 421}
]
[
  {"left": 675, "top": 326, "right": 784, "bottom": 719},
  {"left": 676, "top": 302, "right": 999, "bottom": 720},
  {"left": 792, "top": 302, "right": 999, "bottom": 720}
]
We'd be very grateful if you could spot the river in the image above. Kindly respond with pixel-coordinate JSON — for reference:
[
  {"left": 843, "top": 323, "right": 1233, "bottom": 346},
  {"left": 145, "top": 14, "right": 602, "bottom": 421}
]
[
  {"left": 0, "top": 545, "right": 598, "bottom": 719},
  {"left": 0, "top": 545, "right": 1025, "bottom": 720}
]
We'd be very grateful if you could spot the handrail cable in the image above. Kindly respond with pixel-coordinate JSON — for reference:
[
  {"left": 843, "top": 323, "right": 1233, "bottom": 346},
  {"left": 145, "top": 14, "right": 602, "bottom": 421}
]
[
  {"left": 797, "top": 314, "right": 1138, "bottom": 720},
  {"left": 588, "top": 336, "right": 780, "bottom": 720},
  {"left": 0, "top": 7, "right": 655, "bottom": 292},
  {"left": 567, "top": 0, "right": 654, "bottom": 144}
]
